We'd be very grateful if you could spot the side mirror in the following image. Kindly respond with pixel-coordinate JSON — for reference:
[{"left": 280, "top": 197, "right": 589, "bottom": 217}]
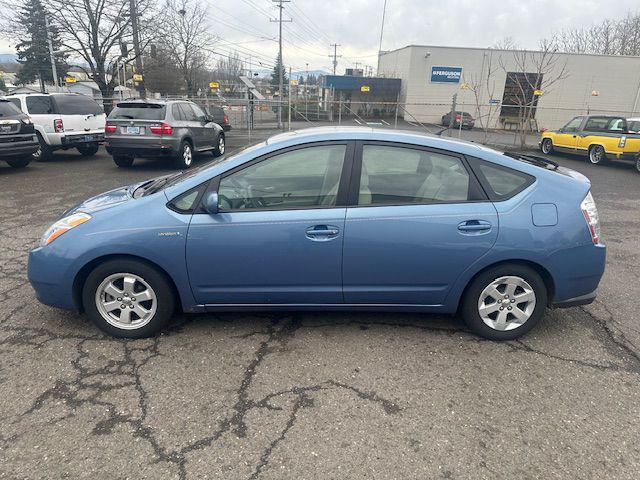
[{"left": 202, "top": 191, "right": 219, "bottom": 215}]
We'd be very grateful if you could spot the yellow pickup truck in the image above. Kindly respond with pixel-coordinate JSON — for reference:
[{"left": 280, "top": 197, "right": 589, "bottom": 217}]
[{"left": 539, "top": 115, "right": 640, "bottom": 173}]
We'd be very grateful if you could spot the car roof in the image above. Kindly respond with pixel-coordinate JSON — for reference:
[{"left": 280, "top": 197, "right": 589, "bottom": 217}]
[{"left": 264, "top": 126, "right": 487, "bottom": 156}]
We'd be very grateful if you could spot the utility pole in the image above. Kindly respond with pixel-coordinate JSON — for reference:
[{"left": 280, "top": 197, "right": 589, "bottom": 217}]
[
  {"left": 271, "top": 0, "right": 291, "bottom": 129},
  {"left": 329, "top": 44, "right": 341, "bottom": 75},
  {"left": 377, "top": 0, "right": 388, "bottom": 75},
  {"left": 129, "top": 0, "right": 146, "bottom": 99},
  {"left": 44, "top": 13, "right": 58, "bottom": 91}
]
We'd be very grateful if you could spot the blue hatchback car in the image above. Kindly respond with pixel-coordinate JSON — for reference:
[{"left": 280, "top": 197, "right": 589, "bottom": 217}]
[{"left": 28, "top": 127, "right": 606, "bottom": 340}]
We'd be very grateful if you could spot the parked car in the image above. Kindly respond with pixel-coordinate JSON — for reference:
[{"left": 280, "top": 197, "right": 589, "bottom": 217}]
[
  {"left": 0, "top": 99, "right": 38, "bottom": 168},
  {"left": 104, "top": 100, "right": 226, "bottom": 169},
  {"left": 28, "top": 127, "right": 606, "bottom": 340},
  {"left": 205, "top": 105, "right": 231, "bottom": 131},
  {"left": 441, "top": 111, "right": 475, "bottom": 129},
  {"left": 3, "top": 93, "right": 105, "bottom": 161},
  {"left": 540, "top": 115, "right": 640, "bottom": 173}
]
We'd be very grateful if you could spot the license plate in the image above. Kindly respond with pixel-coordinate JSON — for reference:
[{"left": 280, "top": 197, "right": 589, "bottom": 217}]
[
  {"left": 126, "top": 126, "right": 140, "bottom": 135},
  {"left": 0, "top": 126, "right": 11, "bottom": 133},
  {"left": 84, "top": 135, "right": 94, "bottom": 142}
]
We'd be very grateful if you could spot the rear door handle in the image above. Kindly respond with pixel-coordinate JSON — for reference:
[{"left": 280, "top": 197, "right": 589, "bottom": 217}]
[
  {"left": 458, "top": 220, "right": 492, "bottom": 233},
  {"left": 306, "top": 225, "right": 340, "bottom": 241}
]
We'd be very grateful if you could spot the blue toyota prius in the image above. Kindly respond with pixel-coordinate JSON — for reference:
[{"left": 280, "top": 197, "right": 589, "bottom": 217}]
[{"left": 28, "top": 127, "right": 606, "bottom": 340}]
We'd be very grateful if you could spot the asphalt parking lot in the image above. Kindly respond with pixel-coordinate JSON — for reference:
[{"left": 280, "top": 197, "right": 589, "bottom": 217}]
[{"left": 1, "top": 132, "right": 640, "bottom": 479}]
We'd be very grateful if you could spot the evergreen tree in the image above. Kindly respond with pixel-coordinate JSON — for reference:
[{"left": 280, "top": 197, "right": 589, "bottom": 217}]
[
  {"left": 270, "top": 53, "right": 288, "bottom": 95},
  {"left": 15, "top": 0, "right": 68, "bottom": 89}
]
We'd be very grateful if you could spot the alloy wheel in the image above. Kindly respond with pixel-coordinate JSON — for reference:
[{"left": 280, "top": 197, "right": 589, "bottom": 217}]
[
  {"left": 589, "top": 146, "right": 604, "bottom": 164},
  {"left": 542, "top": 139, "right": 552, "bottom": 154},
  {"left": 218, "top": 135, "right": 225, "bottom": 154},
  {"left": 477, "top": 276, "right": 536, "bottom": 331},
  {"left": 183, "top": 143, "right": 192, "bottom": 166},
  {"left": 95, "top": 273, "right": 157, "bottom": 330}
]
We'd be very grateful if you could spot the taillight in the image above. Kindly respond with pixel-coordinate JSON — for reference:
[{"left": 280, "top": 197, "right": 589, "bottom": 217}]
[
  {"left": 581, "top": 191, "right": 601, "bottom": 244},
  {"left": 223, "top": 114, "right": 229, "bottom": 124},
  {"left": 105, "top": 123, "right": 117, "bottom": 133},
  {"left": 149, "top": 123, "right": 173, "bottom": 135},
  {"left": 54, "top": 119, "right": 64, "bottom": 133},
  {"left": 455, "top": 115, "right": 461, "bottom": 121}
]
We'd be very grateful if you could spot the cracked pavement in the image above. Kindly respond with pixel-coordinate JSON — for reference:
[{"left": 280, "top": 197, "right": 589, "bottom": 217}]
[{"left": 1, "top": 137, "right": 639, "bottom": 479}]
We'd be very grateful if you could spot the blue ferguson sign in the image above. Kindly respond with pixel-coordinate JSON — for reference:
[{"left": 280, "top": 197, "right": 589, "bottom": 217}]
[{"left": 430, "top": 66, "right": 463, "bottom": 83}]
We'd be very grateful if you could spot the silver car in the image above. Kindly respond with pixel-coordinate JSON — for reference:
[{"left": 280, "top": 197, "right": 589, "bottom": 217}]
[{"left": 105, "top": 100, "right": 226, "bottom": 168}]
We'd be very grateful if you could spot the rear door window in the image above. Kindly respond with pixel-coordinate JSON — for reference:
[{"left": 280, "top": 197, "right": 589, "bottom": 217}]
[
  {"left": 26, "top": 96, "right": 54, "bottom": 115},
  {"left": 109, "top": 103, "right": 167, "bottom": 120},
  {"left": 54, "top": 95, "right": 103, "bottom": 115}
]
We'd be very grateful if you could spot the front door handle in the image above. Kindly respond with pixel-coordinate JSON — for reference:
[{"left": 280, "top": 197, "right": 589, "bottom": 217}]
[
  {"left": 458, "top": 220, "right": 492, "bottom": 234},
  {"left": 306, "top": 225, "right": 340, "bottom": 241}
]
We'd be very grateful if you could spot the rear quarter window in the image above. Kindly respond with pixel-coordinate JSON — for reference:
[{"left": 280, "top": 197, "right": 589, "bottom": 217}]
[
  {"left": 109, "top": 103, "right": 167, "bottom": 120},
  {"left": 26, "top": 96, "right": 54, "bottom": 114},
  {"left": 469, "top": 157, "right": 534, "bottom": 201},
  {"left": 54, "top": 95, "right": 103, "bottom": 115}
]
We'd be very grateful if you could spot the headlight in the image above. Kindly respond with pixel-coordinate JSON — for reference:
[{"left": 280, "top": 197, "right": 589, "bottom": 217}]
[
  {"left": 22, "top": 117, "right": 32, "bottom": 125},
  {"left": 40, "top": 212, "right": 91, "bottom": 246}
]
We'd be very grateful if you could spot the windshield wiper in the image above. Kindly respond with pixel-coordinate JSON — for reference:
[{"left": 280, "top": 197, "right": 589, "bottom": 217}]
[
  {"left": 504, "top": 152, "right": 559, "bottom": 170},
  {"left": 138, "top": 173, "right": 183, "bottom": 196}
]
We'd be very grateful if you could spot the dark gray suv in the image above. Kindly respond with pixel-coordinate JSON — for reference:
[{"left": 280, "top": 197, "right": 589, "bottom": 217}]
[{"left": 105, "top": 100, "right": 225, "bottom": 168}]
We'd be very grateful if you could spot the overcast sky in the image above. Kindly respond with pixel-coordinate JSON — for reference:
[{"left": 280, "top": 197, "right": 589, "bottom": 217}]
[{"left": 1, "top": 0, "right": 638, "bottom": 73}]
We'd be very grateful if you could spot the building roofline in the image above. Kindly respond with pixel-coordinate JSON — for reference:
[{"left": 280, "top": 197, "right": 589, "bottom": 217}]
[{"left": 379, "top": 44, "right": 640, "bottom": 60}]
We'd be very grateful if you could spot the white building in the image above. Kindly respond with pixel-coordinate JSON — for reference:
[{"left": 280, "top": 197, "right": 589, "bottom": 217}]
[{"left": 378, "top": 45, "right": 640, "bottom": 130}]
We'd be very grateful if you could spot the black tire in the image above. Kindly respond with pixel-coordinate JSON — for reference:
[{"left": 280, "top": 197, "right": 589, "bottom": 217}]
[
  {"left": 77, "top": 143, "right": 100, "bottom": 157},
  {"left": 6, "top": 156, "right": 31, "bottom": 168},
  {"left": 589, "top": 145, "right": 606, "bottom": 164},
  {"left": 113, "top": 155, "right": 134, "bottom": 168},
  {"left": 82, "top": 259, "right": 176, "bottom": 338},
  {"left": 461, "top": 264, "right": 548, "bottom": 341},
  {"left": 32, "top": 132, "right": 53, "bottom": 162},
  {"left": 174, "top": 140, "right": 194, "bottom": 169},
  {"left": 540, "top": 138, "right": 554, "bottom": 155},
  {"left": 212, "top": 133, "right": 225, "bottom": 157},
  {"left": 635, "top": 157, "right": 640, "bottom": 174}
]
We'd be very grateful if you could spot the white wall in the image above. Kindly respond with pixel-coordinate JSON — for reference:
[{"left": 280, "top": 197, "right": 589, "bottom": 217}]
[{"left": 379, "top": 45, "right": 640, "bottom": 129}]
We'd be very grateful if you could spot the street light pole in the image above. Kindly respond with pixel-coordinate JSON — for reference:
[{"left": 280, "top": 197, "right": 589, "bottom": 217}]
[{"left": 129, "top": 0, "right": 146, "bottom": 99}]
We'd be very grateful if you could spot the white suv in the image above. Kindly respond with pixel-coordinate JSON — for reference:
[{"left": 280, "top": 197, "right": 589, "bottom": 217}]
[{"left": 4, "top": 93, "right": 106, "bottom": 161}]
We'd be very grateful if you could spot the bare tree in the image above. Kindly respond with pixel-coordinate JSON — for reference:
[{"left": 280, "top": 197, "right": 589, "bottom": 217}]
[
  {"left": 211, "top": 52, "right": 244, "bottom": 95},
  {"left": 557, "top": 12, "right": 640, "bottom": 56},
  {"left": 467, "top": 50, "right": 501, "bottom": 144},
  {"left": 491, "top": 36, "right": 518, "bottom": 50},
  {"left": 499, "top": 37, "right": 568, "bottom": 149},
  {"left": 163, "top": 0, "right": 215, "bottom": 96},
  {"left": 41, "top": 0, "right": 160, "bottom": 109}
]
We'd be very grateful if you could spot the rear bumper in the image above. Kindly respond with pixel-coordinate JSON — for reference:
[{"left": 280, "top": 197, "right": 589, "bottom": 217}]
[
  {"left": 0, "top": 134, "right": 38, "bottom": 157},
  {"left": 105, "top": 135, "right": 180, "bottom": 158},
  {"left": 551, "top": 290, "right": 597, "bottom": 308},
  {"left": 61, "top": 132, "right": 105, "bottom": 146}
]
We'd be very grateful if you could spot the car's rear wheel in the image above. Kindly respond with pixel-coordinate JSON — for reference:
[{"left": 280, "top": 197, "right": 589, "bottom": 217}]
[
  {"left": 113, "top": 155, "right": 134, "bottom": 168},
  {"left": 213, "top": 133, "right": 225, "bottom": 157},
  {"left": 77, "top": 143, "right": 100, "bottom": 157},
  {"left": 541, "top": 138, "right": 554, "bottom": 155},
  {"left": 174, "top": 140, "right": 193, "bottom": 168},
  {"left": 589, "top": 145, "right": 606, "bottom": 164},
  {"left": 82, "top": 259, "right": 175, "bottom": 338},
  {"left": 461, "top": 264, "right": 547, "bottom": 340},
  {"left": 6, "top": 156, "right": 31, "bottom": 168},
  {"left": 635, "top": 157, "right": 640, "bottom": 174},
  {"left": 32, "top": 133, "right": 53, "bottom": 162}
]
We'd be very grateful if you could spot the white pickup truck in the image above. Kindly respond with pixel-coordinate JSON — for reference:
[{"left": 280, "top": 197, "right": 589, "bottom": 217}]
[{"left": 3, "top": 93, "right": 106, "bottom": 161}]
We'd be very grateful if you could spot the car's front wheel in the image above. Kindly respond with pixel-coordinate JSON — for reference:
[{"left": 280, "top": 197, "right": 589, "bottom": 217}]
[
  {"left": 589, "top": 145, "right": 606, "bottom": 164},
  {"left": 540, "top": 138, "right": 554, "bottom": 155},
  {"left": 174, "top": 140, "right": 193, "bottom": 168},
  {"left": 635, "top": 156, "right": 640, "bottom": 174},
  {"left": 77, "top": 143, "right": 100, "bottom": 157},
  {"left": 461, "top": 264, "right": 547, "bottom": 340},
  {"left": 213, "top": 133, "right": 225, "bottom": 157},
  {"left": 82, "top": 259, "right": 175, "bottom": 338},
  {"left": 6, "top": 156, "right": 31, "bottom": 168}
]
